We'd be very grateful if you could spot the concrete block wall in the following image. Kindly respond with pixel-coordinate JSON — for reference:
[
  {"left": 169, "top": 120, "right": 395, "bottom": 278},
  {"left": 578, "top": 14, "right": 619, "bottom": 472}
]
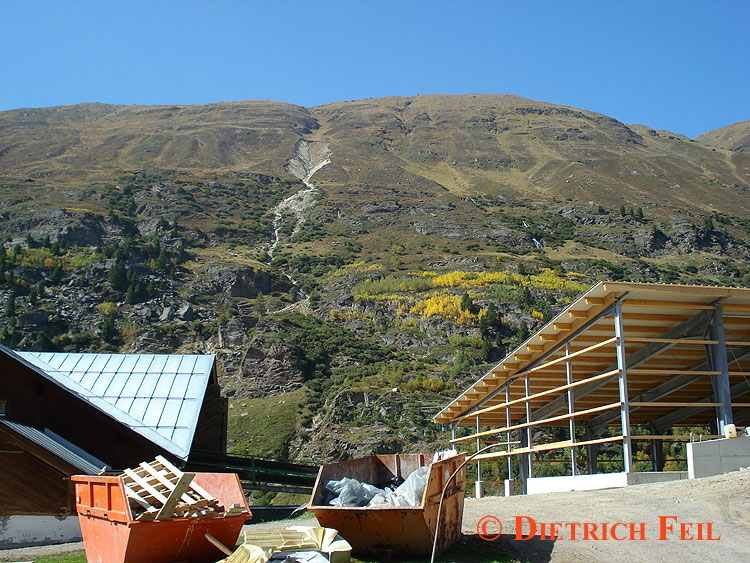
[
  {"left": 687, "top": 436, "right": 750, "bottom": 479},
  {"left": 0, "top": 515, "right": 81, "bottom": 548}
]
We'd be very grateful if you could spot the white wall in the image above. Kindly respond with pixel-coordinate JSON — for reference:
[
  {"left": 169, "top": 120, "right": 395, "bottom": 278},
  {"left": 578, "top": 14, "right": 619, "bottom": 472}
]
[
  {"left": 526, "top": 471, "right": 687, "bottom": 495},
  {"left": 0, "top": 515, "right": 81, "bottom": 548},
  {"left": 527, "top": 472, "right": 628, "bottom": 494},
  {"left": 687, "top": 436, "right": 750, "bottom": 479}
]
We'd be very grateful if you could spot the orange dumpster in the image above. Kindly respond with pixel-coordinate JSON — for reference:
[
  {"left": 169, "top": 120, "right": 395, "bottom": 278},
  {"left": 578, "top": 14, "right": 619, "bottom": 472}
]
[
  {"left": 308, "top": 453, "right": 466, "bottom": 558},
  {"left": 72, "top": 472, "right": 251, "bottom": 563}
]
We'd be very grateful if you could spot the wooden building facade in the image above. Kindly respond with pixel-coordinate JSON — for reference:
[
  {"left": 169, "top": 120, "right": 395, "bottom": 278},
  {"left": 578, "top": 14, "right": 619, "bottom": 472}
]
[{"left": 0, "top": 347, "right": 227, "bottom": 517}]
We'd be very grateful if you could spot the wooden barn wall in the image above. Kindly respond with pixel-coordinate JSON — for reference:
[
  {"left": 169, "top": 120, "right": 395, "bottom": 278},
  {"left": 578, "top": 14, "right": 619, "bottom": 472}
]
[
  {"left": 189, "top": 384, "right": 227, "bottom": 455},
  {"left": 0, "top": 426, "right": 75, "bottom": 515},
  {"left": 0, "top": 353, "right": 161, "bottom": 470}
]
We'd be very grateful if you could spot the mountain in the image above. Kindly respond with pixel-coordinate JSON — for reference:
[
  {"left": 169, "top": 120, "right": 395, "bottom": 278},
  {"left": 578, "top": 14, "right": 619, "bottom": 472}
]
[
  {"left": 1, "top": 95, "right": 748, "bottom": 497},
  {"left": 696, "top": 120, "right": 750, "bottom": 152}
]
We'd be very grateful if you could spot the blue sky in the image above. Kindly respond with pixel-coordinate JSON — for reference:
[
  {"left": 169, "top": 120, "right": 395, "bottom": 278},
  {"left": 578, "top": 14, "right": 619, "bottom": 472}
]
[{"left": 2, "top": 1, "right": 747, "bottom": 137}]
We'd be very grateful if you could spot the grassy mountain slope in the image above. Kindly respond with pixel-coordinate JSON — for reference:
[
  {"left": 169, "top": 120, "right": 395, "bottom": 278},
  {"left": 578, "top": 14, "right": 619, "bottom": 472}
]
[
  {"left": 0, "top": 95, "right": 749, "bottom": 477},
  {"left": 696, "top": 119, "right": 750, "bottom": 152}
]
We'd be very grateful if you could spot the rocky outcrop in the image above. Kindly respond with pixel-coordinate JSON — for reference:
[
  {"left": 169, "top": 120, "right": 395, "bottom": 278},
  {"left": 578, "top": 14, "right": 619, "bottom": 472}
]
[
  {"left": 203, "top": 264, "right": 287, "bottom": 298},
  {"left": 233, "top": 317, "right": 306, "bottom": 398}
]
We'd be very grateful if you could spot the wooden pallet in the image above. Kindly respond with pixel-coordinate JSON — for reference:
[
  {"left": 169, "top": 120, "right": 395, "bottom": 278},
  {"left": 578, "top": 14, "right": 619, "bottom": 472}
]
[{"left": 120, "top": 455, "right": 219, "bottom": 520}]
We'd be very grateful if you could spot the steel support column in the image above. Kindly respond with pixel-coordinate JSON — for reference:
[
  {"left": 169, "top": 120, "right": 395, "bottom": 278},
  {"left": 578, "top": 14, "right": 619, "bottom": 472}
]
[
  {"left": 566, "top": 343, "right": 577, "bottom": 476},
  {"left": 584, "top": 426, "right": 599, "bottom": 474},
  {"left": 525, "top": 374, "right": 533, "bottom": 479},
  {"left": 651, "top": 441, "right": 664, "bottom": 472},
  {"left": 475, "top": 414, "right": 484, "bottom": 498},
  {"left": 519, "top": 429, "right": 528, "bottom": 494},
  {"left": 506, "top": 387, "right": 512, "bottom": 480},
  {"left": 711, "top": 304, "right": 734, "bottom": 435},
  {"left": 615, "top": 300, "right": 633, "bottom": 473}
]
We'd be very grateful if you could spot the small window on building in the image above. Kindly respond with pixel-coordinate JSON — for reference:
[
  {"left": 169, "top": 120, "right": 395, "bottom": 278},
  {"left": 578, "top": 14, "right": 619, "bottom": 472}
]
[{"left": 0, "top": 401, "right": 6, "bottom": 417}]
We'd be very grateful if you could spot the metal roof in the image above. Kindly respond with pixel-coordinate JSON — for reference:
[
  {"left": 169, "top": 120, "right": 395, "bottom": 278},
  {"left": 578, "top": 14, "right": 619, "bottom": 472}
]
[
  {"left": 434, "top": 281, "right": 750, "bottom": 426},
  {"left": 0, "top": 418, "right": 106, "bottom": 475},
  {"left": 15, "top": 352, "right": 216, "bottom": 460}
]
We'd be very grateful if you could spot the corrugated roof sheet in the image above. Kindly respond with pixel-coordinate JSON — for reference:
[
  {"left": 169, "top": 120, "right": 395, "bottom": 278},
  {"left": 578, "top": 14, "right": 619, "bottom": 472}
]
[
  {"left": 15, "top": 352, "right": 215, "bottom": 460},
  {"left": 0, "top": 418, "right": 105, "bottom": 475}
]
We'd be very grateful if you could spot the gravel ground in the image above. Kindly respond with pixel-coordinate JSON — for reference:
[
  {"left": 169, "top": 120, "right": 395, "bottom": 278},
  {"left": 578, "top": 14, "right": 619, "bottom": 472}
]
[{"left": 460, "top": 470, "right": 750, "bottom": 562}]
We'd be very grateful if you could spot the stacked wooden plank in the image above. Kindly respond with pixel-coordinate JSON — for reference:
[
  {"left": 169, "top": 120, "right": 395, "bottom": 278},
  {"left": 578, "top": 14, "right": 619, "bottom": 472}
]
[{"left": 120, "top": 455, "right": 221, "bottom": 520}]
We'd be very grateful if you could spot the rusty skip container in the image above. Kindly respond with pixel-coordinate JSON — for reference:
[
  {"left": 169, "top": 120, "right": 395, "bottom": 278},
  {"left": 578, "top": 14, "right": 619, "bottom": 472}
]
[
  {"left": 72, "top": 472, "right": 251, "bottom": 563},
  {"left": 308, "top": 453, "right": 466, "bottom": 558}
]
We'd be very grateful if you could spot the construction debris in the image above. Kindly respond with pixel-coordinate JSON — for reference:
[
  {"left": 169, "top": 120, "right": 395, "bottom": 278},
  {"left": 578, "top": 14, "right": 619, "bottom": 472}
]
[
  {"left": 323, "top": 451, "right": 457, "bottom": 508},
  {"left": 308, "top": 453, "right": 466, "bottom": 558},
  {"left": 221, "top": 526, "right": 351, "bottom": 563},
  {"left": 325, "top": 465, "right": 429, "bottom": 507},
  {"left": 73, "top": 464, "right": 250, "bottom": 563},
  {"left": 119, "top": 455, "right": 221, "bottom": 520}
]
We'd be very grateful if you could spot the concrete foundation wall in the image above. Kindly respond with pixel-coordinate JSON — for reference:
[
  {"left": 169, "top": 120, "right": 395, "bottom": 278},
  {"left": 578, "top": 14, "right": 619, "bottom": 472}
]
[
  {"left": 527, "top": 471, "right": 687, "bottom": 495},
  {"left": 687, "top": 436, "right": 750, "bottom": 479},
  {"left": 528, "top": 472, "right": 628, "bottom": 494},
  {"left": 0, "top": 515, "right": 81, "bottom": 548}
]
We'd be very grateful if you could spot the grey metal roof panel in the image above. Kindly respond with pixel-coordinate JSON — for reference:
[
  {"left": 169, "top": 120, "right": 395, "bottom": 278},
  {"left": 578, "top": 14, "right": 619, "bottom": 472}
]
[
  {"left": 87, "top": 354, "right": 111, "bottom": 373},
  {"left": 0, "top": 418, "right": 106, "bottom": 475},
  {"left": 15, "top": 351, "right": 215, "bottom": 460},
  {"left": 148, "top": 354, "right": 169, "bottom": 373},
  {"left": 118, "top": 355, "right": 140, "bottom": 373},
  {"left": 58, "top": 353, "right": 82, "bottom": 372}
]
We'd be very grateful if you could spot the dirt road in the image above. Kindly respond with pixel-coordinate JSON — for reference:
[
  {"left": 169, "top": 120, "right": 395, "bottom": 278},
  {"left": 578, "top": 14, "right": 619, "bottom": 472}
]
[{"left": 461, "top": 470, "right": 750, "bottom": 562}]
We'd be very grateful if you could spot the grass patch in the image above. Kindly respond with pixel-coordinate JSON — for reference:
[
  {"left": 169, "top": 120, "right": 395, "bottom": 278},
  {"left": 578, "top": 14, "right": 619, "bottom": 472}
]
[
  {"left": 227, "top": 388, "right": 304, "bottom": 459},
  {"left": 5, "top": 551, "right": 87, "bottom": 563}
]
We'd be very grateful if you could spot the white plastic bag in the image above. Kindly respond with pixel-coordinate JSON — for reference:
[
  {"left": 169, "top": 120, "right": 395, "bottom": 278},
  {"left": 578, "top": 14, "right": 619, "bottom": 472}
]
[
  {"left": 366, "top": 465, "right": 429, "bottom": 507},
  {"left": 325, "top": 477, "right": 383, "bottom": 507}
]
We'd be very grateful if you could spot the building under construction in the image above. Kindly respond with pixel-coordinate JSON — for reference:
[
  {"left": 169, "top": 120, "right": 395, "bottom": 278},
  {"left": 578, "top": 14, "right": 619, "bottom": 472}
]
[{"left": 434, "top": 282, "right": 750, "bottom": 495}]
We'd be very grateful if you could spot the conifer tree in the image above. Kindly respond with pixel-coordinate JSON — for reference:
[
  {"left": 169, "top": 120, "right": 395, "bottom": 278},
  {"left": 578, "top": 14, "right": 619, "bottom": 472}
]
[
  {"left": 101, "top": 316, "right": 117, "bottom": 343},
  {"left": 49, "top": 263, "right": 63, "bottom": 284},
  {"left": 107, "top": 261, "right": 128, "bottom": 292},
  {"left": 5, "top": 290, "right": 16, "bottom": 319},
  {"left": 125, "top": 282, "right": 137, "bottom": 304}
]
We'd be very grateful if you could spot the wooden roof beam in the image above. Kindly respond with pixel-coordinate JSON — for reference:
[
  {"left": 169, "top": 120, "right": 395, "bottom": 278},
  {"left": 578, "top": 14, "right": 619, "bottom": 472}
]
[
  {"left": 650, "top": 380, "right": 750, "bottom": 431},
  {"left": 530, "top": 308, "right": 716, "bottom": 424},
  {"left": 568, "top": 310, "right": 589, "bottom": 319},
  {"left": 589, "top": 347, "right": 750, "bottom": 434},
  {"left": 623, "top": 299, "right": 714, "bottom": 310},
  {"left": 453, "top": 402, "right": 622, "bottom": 443}
]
